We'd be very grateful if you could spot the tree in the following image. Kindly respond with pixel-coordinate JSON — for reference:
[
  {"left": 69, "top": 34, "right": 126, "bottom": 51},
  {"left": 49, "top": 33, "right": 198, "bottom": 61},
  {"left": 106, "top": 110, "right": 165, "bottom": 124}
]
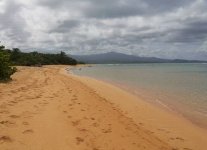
[
  {"left": 0, "top": 46, "right": 16, "bottom": 81},
  {"left": 58, "top": 51, "right": 77, "bottom": 65}
]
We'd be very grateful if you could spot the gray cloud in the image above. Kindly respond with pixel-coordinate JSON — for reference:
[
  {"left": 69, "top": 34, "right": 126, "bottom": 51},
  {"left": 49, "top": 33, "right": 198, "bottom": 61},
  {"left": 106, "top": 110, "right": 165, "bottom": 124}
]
[
  {"left": 0, "top": 0, "right": 207, "bottom": 60},
  {"left": 39, "top": 0, "right": 194, "bottom": 18},
  {"left": 0, "top": 0, "right": 31, "bottom": 44},
  {"left": 168, "top": 20, "right": 207, "bottom": 43},
  {"left": 85, "top": 0, "right": 194, "bottom": 18},
  {"left": 49, "top": 20, "right": 80, "bottom": 33}
]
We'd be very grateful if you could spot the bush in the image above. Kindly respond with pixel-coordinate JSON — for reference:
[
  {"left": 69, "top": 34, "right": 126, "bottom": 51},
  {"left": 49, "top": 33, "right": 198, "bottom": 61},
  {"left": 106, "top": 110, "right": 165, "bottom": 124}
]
[
  {"left": 9, "top": 49, "right": 78, "bottom": 66},
  {"left": 0, "top": 50, "right": 16, "bottom": 81}
]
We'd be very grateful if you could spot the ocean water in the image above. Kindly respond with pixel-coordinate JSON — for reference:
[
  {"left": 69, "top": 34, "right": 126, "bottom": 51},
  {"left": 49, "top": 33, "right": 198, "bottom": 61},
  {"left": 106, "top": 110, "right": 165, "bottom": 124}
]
[{"left": 72, "top": 63, "right": 207, "bottom": 128}]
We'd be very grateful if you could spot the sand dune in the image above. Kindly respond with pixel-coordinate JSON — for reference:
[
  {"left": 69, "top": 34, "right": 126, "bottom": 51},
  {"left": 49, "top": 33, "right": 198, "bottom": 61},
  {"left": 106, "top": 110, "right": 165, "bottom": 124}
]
[{"left": 0, "top": 66, "right": 206, "bottom": 150}]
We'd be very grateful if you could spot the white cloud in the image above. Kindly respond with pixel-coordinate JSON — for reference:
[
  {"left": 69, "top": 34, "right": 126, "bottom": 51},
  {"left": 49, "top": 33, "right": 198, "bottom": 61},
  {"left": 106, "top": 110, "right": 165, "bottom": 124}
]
[{"left": 0, "top": 0, "right": 207, "bottom": 60}]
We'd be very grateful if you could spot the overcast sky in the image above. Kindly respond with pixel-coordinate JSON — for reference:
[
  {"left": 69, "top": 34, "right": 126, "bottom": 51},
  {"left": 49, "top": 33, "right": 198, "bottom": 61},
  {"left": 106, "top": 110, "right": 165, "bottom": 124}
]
[{"left": 0, "top": 0, "right": 207, "bottom": 60}]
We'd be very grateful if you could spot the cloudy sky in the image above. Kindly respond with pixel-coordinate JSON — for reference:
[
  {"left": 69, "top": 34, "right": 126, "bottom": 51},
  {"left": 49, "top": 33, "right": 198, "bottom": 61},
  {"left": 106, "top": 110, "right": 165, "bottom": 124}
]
[{"left": 0, "top": 0, "right": 207, "bottom": 60}]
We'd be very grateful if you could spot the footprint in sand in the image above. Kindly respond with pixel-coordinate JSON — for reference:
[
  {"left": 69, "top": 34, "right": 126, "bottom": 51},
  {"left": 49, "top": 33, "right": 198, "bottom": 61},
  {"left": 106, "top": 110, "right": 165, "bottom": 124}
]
[
  {"left": 175, "top": 137, "right": 185, "bottom": 142},
  {"left": 67, "top": 115, "right": 72, "bottom": 119},
  {"left": 9, "top": 101, "right": 18, "bottom": 104},
  {"left": 139, "top": 122, "right": 144, "bottom": 126},
  {"left": 172, "top": 148, "right": 179, "bottom": 150},
  {"left": 79, "top": 128, "right": 88, "bottom": 132},
  {"left": 8, "top": 103, "right": 15, "bottom": 106},
  {"left": 21, "top": 112, "right": 34, "bottom": 119},
  {"left": 76, "top": 137, "right": 84, "bottom": 145},
  {"left": 22, "top": 129, "right": 34, "bottom": 134},
  {"left": 68, "top": 104, "right": 73, "bottom": 107},
  {"left": 183, "top": 148, "right": 193, "bottom": 150},
  {"left": 92, "top": 122, "right": 99, "bottom": 127},
  {"left": 71, "top": 98, "right": 77, "bottom": 101},
  {"left": 36, "top": 95, "right": 42, "bottom": 99},
  {"left": 102, "top": 128, "right": 112, "bottom": 133},
  {"left": 157, "top": 128, "right": 170, "bottom": 133},
  {"left": 0, "top": 110, "right": 10, "bottom": 114},
  {"left": 0, "top": 136, "right": 12, "bottom": 144},
  {"left": 83, "top": 117, "right": 89, "bottom": 120},
  {"left": 72, "top": 120, "right": 80, "bottom": 126},
  {"left": 43, "top": 101, "right": 49, "bottom": 104},
  {"left": 90, "top": 117, "right": 95, "bottom": 120},
  {"left": 9, "top": 115, "right": 20, "bottom": 119},
  {"left": 63, "top": 110, "right": 68, "bottom": 113},
  {"left": 22, "top": 121, "right": 29, "bottom": 125},
  {"left": 0, "top": 120, "right": 15, "bottom": 127}
]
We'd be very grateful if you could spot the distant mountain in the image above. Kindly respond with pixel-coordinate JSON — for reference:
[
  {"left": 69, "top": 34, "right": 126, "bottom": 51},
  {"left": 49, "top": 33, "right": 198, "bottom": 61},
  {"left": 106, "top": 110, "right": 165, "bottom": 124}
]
[{"left": 71, "top": 52, "right": 207, "bottom": 64}]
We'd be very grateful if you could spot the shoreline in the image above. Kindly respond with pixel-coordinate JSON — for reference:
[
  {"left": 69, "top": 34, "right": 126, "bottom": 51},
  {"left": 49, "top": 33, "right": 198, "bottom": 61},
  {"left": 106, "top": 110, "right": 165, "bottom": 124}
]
[
  {"left": 0, "top": 66, "right": 206, "bottom": 150},
  {"left": 67, "top": 66, "right": 207, "bottom": 149},
  {"left": 70, "top": 65, "right": 207, "bottom": 130},
  {"left": 106, "top": 80, "right": 207, "bottom": 130}
]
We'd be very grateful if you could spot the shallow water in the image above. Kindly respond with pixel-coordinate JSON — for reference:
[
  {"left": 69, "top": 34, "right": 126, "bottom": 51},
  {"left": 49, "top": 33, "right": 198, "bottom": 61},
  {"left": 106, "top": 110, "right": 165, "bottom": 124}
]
[{"left": 72, "top": 63, "right": 207, "bottom": 128}]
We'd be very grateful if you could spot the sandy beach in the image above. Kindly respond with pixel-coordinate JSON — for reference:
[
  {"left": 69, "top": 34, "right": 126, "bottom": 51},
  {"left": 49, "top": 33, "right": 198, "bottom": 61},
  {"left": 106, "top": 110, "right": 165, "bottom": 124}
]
[{"left": 0, "top": 66, "right": 207, "bottom": 150}]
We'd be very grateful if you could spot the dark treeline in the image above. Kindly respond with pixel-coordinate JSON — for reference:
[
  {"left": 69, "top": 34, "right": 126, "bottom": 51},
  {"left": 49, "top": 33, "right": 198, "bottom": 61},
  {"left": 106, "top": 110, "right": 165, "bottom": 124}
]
[
  {"left": 0, "top": 46, "right": 78, "bottom": 66},
  {"left": 0, "top": 44, "right": 80, "bottom": 81}
]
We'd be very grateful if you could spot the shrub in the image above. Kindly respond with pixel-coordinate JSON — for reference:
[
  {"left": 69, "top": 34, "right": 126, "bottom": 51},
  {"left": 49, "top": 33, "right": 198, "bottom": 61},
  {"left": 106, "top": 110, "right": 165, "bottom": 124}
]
[{"left": 0, "top": 50, "right": 16, "bottom": 81}]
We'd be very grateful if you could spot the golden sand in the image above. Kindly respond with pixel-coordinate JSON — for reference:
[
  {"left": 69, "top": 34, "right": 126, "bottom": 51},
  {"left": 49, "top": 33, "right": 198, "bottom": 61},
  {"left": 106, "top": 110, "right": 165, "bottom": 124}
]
[{"left": 0, "top": 66, "right": 206, "bottom": 150}]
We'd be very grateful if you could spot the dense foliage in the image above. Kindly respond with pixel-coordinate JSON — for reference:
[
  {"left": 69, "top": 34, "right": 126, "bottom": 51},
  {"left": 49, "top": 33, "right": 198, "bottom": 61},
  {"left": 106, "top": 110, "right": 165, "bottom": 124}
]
[
  {"left": 0, "top": 44, "right": 79, "bottom": 81},
  {"left": 0, "top": 46, "right": 16, "bottom": 81},
  {"left": 8, "top": 48, "right": 78, "bottom": 66}
]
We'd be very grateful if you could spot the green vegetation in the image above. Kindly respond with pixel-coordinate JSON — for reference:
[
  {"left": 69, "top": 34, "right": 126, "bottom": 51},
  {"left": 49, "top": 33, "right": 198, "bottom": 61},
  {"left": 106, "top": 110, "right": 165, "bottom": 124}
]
[
  {"left": 8, "top": 48, "right": 78, "bottom": 66},
  {"left": 0, "top": 46, "right": 16, "bottom": 81},
  {"left": 0, "top": 44, "right": 80, "bottom": 81}
]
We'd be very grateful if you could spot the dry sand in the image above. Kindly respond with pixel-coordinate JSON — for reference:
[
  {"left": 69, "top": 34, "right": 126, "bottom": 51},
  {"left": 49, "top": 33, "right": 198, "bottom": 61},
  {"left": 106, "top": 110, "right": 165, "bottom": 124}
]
[{"left": 0, "top": 66, "right": 206, "bottom": 150}]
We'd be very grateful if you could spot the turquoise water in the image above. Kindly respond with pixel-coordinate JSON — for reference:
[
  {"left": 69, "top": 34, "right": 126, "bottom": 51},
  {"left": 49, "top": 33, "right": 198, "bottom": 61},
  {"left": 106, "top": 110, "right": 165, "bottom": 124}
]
[{"left": 72, "top": 63, "right": 207, "bottom": 128}]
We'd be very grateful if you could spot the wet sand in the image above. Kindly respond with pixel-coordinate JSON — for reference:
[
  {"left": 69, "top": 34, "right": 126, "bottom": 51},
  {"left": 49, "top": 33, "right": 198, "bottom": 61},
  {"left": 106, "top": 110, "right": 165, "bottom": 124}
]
[{"left": 0, "top": 66, "right": 206, "bottom": 150}]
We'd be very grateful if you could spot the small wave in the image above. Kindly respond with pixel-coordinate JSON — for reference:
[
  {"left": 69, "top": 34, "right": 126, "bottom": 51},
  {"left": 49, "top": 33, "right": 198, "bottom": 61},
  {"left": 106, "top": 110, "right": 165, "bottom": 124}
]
[
  {"left": 194, "top": 110, "right": 207, "bottom": 117},
  {"left": 155, "top": 99, "right": 173, "bottom": 111},
  {"left": 105, "top": 64, "right": 122, "bottom": 66}
]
